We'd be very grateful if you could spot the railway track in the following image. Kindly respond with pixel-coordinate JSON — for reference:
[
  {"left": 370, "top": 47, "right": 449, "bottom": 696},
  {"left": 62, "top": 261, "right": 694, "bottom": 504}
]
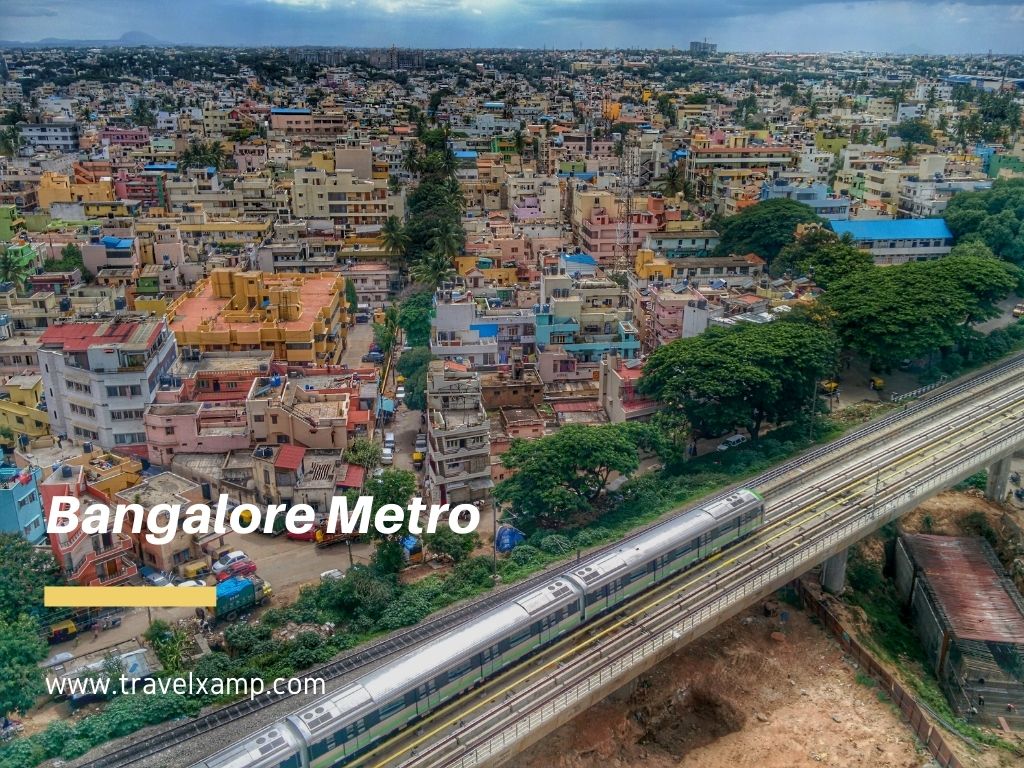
[
  {"left": 84, "top": 352, "right": 1024, "bottom": 768},
  {"left": 380, "top": 386, "right": 1024, "bottom": 768}
]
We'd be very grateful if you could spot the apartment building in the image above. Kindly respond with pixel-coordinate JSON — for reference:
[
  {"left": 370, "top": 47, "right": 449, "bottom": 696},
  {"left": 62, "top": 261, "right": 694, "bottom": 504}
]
[
  {"left": 18, "top": 121, "right": 80, "bottom": 152},
  {"left": 579, "top": 206, "right": 660, "bottom": 267},
  {"left": 685, "top": 133, "right": 795, "bottom": 198},
  {"left": 0, "top": 374, "right": 50, "bottom": 447},
  {"left": 897, "top": 177, "right": 992, "bottom": 218},
  {"left": 425, "top": 361, "right": 493, "bottom": 507},
  {"left": 599, "top": 351, "right": 659, "bottom": 423},
  {"left": 535, "top": 268, "right": 640, "bottom": 385},
  {"left": 760, "top": 179, "right": 852, "bottom": 220},
  {"left": 339, "top": 262, "right": 400, "bottom": 307},
  {"left": 0, "top": 464, "right": 45, "bottom": 543},
  {"left": 40, "top": 452, "right": 140, "bottom": 586},
  {"left": 252, "top": 445, "right": 364, "bottom": 512},
  {"left": 291, "top": 168, "right": 403, "bottom": 234},
  {"left": 38, "top": 315, "right": 177, "bottom": 453}
]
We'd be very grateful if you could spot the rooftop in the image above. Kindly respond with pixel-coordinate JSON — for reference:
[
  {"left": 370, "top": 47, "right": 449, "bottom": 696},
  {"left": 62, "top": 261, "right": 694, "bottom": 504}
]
[{"left": 830, "top": 218, "right": 953, "bottom": 241}]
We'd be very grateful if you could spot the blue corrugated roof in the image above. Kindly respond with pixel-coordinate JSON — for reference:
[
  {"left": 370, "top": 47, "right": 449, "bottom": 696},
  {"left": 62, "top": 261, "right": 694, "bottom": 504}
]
[
  {"left": 830, "top": 218, "right": 952, "bottom": 241},
  {"left": 454, "top": 150, "right": 478, "bottom": 159},
  {"left": 144, "top": 162, "right": 177, "bottom": 171},
  {"left": 100, "top": 236, "right": 134, "bottom": 249},
  {"left": 563, "top": 252, "right": 597, "bottom": 266},
  {"left": 470, "top": 323, "right": 499, "bottom": 337},
  {"left": 270, "top": 107, "right": 311, "bottom": 115}
]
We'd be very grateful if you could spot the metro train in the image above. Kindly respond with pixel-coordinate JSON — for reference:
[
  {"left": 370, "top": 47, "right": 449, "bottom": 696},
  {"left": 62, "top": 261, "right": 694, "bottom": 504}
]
[{"left": 194, "top": 488, "right": 765, "bottom": 768}]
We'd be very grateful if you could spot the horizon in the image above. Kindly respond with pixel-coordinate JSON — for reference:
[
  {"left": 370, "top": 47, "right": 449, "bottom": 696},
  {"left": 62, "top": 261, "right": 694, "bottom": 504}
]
[{"left": 1, "top": 0, "right": 1023, "bottom": 54}]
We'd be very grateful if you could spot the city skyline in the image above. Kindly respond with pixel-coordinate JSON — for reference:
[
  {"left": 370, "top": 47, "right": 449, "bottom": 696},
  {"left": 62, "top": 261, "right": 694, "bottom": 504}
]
[{"left": 2, "top": 0, "right": 1024, "bottom": 54}]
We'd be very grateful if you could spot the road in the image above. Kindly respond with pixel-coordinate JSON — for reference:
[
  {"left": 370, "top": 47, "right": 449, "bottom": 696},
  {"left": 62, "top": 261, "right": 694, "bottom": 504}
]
[{"left": 71, "top": 352, "right": 1024, "bottom": 768}]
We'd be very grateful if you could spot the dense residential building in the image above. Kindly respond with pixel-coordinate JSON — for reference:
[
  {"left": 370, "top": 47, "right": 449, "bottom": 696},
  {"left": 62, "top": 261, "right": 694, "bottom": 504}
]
[
  {"left": 164, "top": 269, "right": 348, "bottom": 366},
  {"left": 17, "top": 121, "right": 80, "bottom": 152},
  {"left": 38, "top": 315, "right": 177, "bottom": 453}
]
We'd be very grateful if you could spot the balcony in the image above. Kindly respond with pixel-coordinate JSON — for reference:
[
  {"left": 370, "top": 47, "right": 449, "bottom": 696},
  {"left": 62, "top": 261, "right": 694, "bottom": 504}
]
[{"left": 89, "top": 556, "right": 138, "bottom": 586}]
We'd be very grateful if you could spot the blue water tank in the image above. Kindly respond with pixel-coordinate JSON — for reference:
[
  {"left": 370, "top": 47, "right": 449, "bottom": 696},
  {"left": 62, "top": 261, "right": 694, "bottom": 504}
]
[
  {"left": 114, "top": 297, "right": 127, "bottom": 311},
  {"left": 270, "top": 374, "right": 281, "bottom": 387},
  {"left": 59, "top": 297, "right": 72, "bottom": 312},
  {"left": 83, "top": 441, "right": 93, "bottom": 453},
  {"left": 61, "top": 465, "right": 73, "bottom": 478}
]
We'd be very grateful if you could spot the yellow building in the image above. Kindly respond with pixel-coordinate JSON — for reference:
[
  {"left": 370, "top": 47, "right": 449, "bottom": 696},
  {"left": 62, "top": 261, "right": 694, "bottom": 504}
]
[
  {"left": 815, "top": 133, "right": 849, "bottom": 156},
  {"left": 37, "top": 171, "right": 114, "bottom": 211},
  {"left": 454, "top": 256, "right": 518, "bottom": 286},
  {"left": 165, "top": 269, "right": 348, "bottom": 366},
  {"left": 633, "top": 248, "right": 673, "bottom": 281},
  {"left": 0, "top": 374, "right": 50, "bottom": 446}
]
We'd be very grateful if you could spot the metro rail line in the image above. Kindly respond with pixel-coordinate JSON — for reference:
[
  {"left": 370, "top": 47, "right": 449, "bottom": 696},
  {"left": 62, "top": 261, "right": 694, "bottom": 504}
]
[
  {"left": 357, "top": 389, "right": 1024, "bottom": 768},
  {"left": 82, "top": 353, "right": 1024, "bottom": 768}
]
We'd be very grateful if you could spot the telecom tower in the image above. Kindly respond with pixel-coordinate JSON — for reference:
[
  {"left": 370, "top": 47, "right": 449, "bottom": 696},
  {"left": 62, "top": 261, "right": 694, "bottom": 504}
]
[{"left": 613, "top": 134, "right": 640, "bottom": 275}]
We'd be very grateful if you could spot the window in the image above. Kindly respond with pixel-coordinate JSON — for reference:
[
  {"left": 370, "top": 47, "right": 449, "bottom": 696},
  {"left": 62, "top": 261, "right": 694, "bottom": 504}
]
[{"left": 164, "top": 427, "right": 175, "bottom": 435}]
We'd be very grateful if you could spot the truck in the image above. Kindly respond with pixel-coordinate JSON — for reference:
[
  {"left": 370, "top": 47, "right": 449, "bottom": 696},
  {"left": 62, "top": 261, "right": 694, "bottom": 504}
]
[
  {"left": 205, "top": 576, "right": 272, "bottom": 622},
  {"left": 314, "top": 519, "right": 360, "bottom": 549}
]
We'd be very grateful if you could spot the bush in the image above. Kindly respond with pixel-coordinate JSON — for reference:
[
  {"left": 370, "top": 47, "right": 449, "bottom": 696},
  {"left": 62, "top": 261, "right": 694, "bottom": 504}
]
[
  {"left": 539, "top": 535, "right": 573, "bottom": 555},
  {"left": 509, "top": 544, "right": 540, "bottom": 566}
]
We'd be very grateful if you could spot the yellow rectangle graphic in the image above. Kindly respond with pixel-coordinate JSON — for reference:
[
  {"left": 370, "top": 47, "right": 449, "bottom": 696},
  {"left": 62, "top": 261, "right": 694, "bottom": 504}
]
[{"left": 44, "top": 586, "right": 217, "bottom": 608}]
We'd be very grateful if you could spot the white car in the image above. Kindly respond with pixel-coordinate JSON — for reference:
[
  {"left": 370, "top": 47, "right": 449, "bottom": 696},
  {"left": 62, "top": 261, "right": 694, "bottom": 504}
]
[
  {"left": 717, "top": 434, "right": 749, "bottom": 452},
  {"left": 177, "top": 579, "right": 207, "bottom": 587},
  {"left": 395, "top": 386, "right": 406, "bottom": 402},
  {"left": 381, "top": 446, "right": 395, "bottom": 465},
  {"left": 212, "top": 550, "right": 248, "bottom": 574},
  {"left": 320, "top": 569, "right": 345, "bottom": 582},
  {"left": 383, "top": 431, "right": 396, "bottom": 449}
]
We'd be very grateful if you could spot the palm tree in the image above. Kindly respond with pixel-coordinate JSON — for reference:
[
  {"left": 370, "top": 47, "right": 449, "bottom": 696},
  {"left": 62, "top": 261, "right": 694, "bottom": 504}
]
[
  {"left": 440, "top": 177, "right": 466, "bottom": 213},
  {"left": 438, "top": 146, "right": 458, "bottom": 179},
  {"left": 410, "top": 247, "right": 457, "bottom": 288},
  {"left": 657, "top": 163, "right": 685, "bottom": 197},
  {"left": 0, "top": 126, "right": 21, "bottom": 157},
  {"left": 900, "top": 142, "right": 917, "bottom": 165},
  {"left": 402, "top": 146, "right": 420, "bottom": 175},
  {"left": 429, "top": 218, "right": 463, "bottom": 261},
  {"left": 0, "top": 248, "right": 33, "bottom": 290},
  {"left": 208, "top": 141, "right": 225, "bottom": 169},
  {"left": 380, "top": 216, "right": 410, "bottom": 263},
  {"left": 512, "top": 128, "right": 526, "bottom": 156}
]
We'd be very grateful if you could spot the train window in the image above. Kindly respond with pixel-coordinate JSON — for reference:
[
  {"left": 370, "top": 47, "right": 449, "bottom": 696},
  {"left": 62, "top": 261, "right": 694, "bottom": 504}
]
[
  {"left": 568, "top": 599, "right": 580, "bottom": 613},
  {"left": 309, "top": 740, "right": 330, "bottom": 759},
  {"left": 498, "top": 638, "right": 511, "bottom": 653},
  {"left": 509, "top": 627, "right": 532, "bottom": 646},
  {"left": 364, "top": 711, "right": 380, "bottom": 728},
  {"left": 404, "top": 690, "right": 418, "bottom": 707},
  {"left": 448, "top": 659, "right": 474, "bottom": 679},
  {"left": 282, "top": 755, "right": 302, "bottom": 768},
  {"left": 380, "top": 698, "right": 405, "bottom": 718}
]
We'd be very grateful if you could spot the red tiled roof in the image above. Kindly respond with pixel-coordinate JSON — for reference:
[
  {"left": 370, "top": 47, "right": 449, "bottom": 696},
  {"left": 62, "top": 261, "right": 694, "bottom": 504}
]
[
  {"left": 274, "top": 444, "right": 306, "bottom": 471},
  {"left": 337, "top": 464, "right": 366, "bottom": 489},
  {"left": 552, "top": 400, "right": 603, "bottom": 413}
]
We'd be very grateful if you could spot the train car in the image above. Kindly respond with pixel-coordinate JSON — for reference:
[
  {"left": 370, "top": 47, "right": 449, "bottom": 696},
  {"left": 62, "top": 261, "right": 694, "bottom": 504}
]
[
  {"left": 191, "top": 720, "right": 307, "bottom": 768},
  {"left": 285, "top": 577, "right": 583, "bottom": 767},
  {"left": 191, "top": 489, "right": 764, "bottom": 768},
  {"left": 566, "top": 488, "right": 764, "bottom": 618}
]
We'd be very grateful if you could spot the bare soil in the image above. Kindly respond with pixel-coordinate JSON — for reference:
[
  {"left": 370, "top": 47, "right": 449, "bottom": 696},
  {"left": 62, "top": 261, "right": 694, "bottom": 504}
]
[{"left": 510, "top": 603, "right": 929, "bottom": 768}]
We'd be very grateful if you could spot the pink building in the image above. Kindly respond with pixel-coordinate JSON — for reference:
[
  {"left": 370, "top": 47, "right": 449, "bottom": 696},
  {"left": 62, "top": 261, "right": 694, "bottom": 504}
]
[
  {"left": 580, "top": 207, "right": 659, "bottom": 267},
  {"left": 100, "top": 127, "right": 151, "bottom": 149}
]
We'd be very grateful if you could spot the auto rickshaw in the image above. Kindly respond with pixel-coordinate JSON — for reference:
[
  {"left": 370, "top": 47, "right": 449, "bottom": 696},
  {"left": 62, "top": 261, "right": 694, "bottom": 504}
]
[
  {"left": 179, "top": 558, "right": 211, "bottom": 580},
  {"left": 48, "top": 619, "right": 78, "bottom": 644},
  {"left": 819, "top": 379, "right": 839, "bottom": 395},
  {"left": 869, "top": 376, "right": 885, "bottom": 391},
  {"left": 412, "top": 450, "right": 425, "bottom": 470}
]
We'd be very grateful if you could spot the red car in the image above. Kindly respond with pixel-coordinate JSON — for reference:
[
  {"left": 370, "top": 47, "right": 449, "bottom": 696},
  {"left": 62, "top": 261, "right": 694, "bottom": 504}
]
[{"left": 215, "top": 559, "right": 257, "bottom": 581}]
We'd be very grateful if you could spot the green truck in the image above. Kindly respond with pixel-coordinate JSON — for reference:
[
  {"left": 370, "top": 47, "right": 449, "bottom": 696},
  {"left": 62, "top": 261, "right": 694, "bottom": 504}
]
[{"left": 206, "top": 576, "right": 272, "bottom": 622}]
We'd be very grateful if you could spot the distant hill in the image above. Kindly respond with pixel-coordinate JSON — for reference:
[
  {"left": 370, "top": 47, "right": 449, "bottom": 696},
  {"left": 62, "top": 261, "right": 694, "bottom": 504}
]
[{"left": 0, "top": 31, "right": 171, "bottom": 48}]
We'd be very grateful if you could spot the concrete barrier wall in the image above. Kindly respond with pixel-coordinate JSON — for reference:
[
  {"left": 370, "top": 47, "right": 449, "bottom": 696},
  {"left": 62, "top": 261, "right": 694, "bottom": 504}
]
[{"left": 798, "top": 581, "right": 964, "bottom": 768}]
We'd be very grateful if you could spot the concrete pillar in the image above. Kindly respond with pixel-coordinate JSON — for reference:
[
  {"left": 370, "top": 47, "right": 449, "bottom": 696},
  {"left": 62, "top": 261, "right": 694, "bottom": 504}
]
[
  {"left": 820, "top": 549, "right": 848, "bottom": 595},
  {"left": 985, "top": 455, "right": 1013, "bottom": 502}
]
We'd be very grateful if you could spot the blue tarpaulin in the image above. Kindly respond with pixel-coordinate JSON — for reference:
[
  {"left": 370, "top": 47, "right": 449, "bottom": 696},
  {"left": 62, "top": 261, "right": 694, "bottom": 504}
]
[{"left": 495, "top": 525, "right": 526, "bottom": 553}]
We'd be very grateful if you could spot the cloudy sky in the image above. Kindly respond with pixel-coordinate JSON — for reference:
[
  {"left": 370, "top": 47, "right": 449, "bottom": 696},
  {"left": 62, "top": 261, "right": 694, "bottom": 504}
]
[{"left": 2, "top": 0, "right": 1023, "bottom": 53}]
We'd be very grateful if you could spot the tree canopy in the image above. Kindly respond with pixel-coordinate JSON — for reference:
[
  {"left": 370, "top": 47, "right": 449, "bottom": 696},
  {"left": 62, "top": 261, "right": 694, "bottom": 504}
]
[
  {"left": 712, "top": 198, "right": 821, "bottom": 264},
  {"left": 640, "top": 319, "right": 839, "bottom": 441},
  {"left": 823, "top": 245, "right": 1019, "bottom": 369},
  {"left": 397, "top": 290, "right": 434, "bottom": 347},
  {"left": 774, "top": 228, "right": 874, "bottom": 288},
  {"left": 0, "top": 613, "right": 47, "bottom": 717},
  {"left": 494, "top": 423, "right": 662, "bottom": 530},
  {"left": 0, "top": 534, "right": 62, "bottom": 626},
  {"left": 894, "top": 118, "right": 933, "bottom": 144},
  {"left": 944, "top": 179, "right": 1024, "bottom": 266}
]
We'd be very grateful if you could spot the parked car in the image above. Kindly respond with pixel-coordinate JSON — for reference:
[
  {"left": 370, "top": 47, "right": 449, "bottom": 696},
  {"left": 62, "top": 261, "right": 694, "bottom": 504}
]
[
  {"left": 395, "top": 386, "right": 406, "bottom": 402},
  {"left": 381, "top": 446, "right": 395, "bottom": 465},
  {"left": 414, "top": 433, "right": 427, "bottom": 452},
  {"left": 1014, "top": 303, "right": 1024, "bottom": 318},
  {"left": 141, "top": 567, "right": 172, "bottom": 587},
  {"left": 384, "top": 431, "right": 396, "bottom": 449},
  {"left": 362, "top": 351, "right": 385, "bottom": 364},
  {"left": 176, "top": 579, "right": 207, "bottom": 587},
  {"left": 216, "top": 559, "right": 258, "bottom": 582},
  {"left": 717, "top": 434, "right": 749, "bottom": 452},
  {"left": 212, "top": 550, "right": 248, "bottom": 574},
  {"left": 320, "top": 569, "right": 345, "bottom": 582}
]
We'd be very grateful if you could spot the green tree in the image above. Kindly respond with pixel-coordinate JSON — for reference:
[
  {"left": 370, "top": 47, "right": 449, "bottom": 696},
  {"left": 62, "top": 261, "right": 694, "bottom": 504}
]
[
  {"left": 0, "top": 248, "right": 33, "bottom": 289},
  {"left": 0, "top": 613, "right": 47, "bottom": 718},
  {"left": 344, "top": 437, "right": 382, "bottom": 469},
  {"left": 396, "top": 345, "right": 433, "bottom": 411},
  {"left": 823, "top": 247, "right": 1019, "bottom": 369},
  {"left": 380, "top": 215, "right": 410, "bottom": 264},
  {"left": 344, "top": 277, "right": 358, "bottom": 317},
  {"left": 944, "top": 179, "right": 1024, "bottom": 265},
  {"left": 131, "top": 97, "right": 156, "bottom": 127},
  {"left": 424, "top": 526, "right": 478, "bottom": 563},
  {"left": 397, "top": 291, "right": 434, "bottom": 347},
  {"left": 713, "top": 198, "right": 821, "bottom": 265},
  {"left": 494, "top": 423, "right": 652, "bottom": 529},
  {"left": 656, "top": 163, "right": 685, "bottom": 197},
  {"left": 794, "top": 237, "right": 874, "bottom": 289},
  {"left": 372, "top": 306, "right": 400, "bottom": 356},
  {"left": 0, "top": 126, "right": 21, "bottom": 157},
  {"left": 894, "top": 118, "right": 932, "bottom": 144},
  {"left": 410, "top": 247, "right": 457, "bottom": 288},
  {"left": 640, "top": 319, "right": 839, "bottom": 441},
  {"left": 0, "top": 534, "right": 62, "bottom": 625}
]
